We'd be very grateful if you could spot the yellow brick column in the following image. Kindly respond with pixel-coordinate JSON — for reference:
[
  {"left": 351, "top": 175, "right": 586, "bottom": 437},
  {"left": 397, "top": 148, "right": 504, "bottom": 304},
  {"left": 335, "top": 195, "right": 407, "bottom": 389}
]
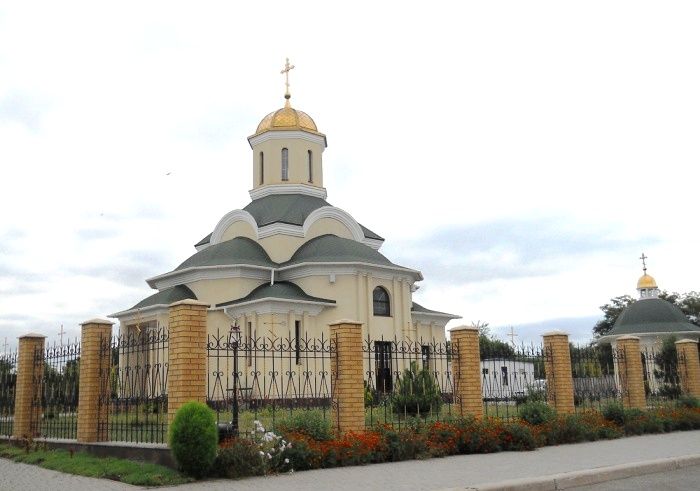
[
  {"left": 676, "top": 339, "right": 700, "bottom": 398},
  {"left": 168, "top": 300, "right": 209, "bottom": 423},
  {"left": 13, "top": 334, "right": 46, "bottom": 439},
  {"left": 542, "top": 330, "right": 575, "bottom": 414},
  {"left": 77, "top": 319, "right": 114, "bottom": 442},
  {"left": 329, "top": 320, "right": 365, "bottom": 435},
  {"left": 449, "top": 325, "right": 483, "bottom": 419},
  {"left": 616, "top": 335, "right": 646, "bottom": 410}
]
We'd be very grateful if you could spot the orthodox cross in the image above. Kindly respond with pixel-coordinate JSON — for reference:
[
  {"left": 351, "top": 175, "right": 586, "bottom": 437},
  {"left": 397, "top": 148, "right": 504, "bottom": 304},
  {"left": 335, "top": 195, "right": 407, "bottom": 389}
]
[
  {"left": 280, "top": 57, "right": 295, "bottom": 97},
  {"left": 58, "top": 324, "right": 66, "bottom": 346},
  {"left": 507, "top": 326, "right": 518, "bottom": 347},
  {"left": 639, "top": 253, "right": 648, "bottom": 274}
]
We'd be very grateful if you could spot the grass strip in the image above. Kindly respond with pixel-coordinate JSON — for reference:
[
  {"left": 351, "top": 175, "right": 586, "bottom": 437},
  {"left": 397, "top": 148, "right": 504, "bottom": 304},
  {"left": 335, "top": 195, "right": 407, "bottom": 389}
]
[{"left": 0, "top": 443, "right": 191, "bottom": 486}]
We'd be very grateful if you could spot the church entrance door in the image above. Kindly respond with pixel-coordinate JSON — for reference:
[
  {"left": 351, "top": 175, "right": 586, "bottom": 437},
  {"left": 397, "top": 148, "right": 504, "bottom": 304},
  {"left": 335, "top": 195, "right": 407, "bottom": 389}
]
[{"left": 375, "top": 341, "right": 393, "bottom": 393}]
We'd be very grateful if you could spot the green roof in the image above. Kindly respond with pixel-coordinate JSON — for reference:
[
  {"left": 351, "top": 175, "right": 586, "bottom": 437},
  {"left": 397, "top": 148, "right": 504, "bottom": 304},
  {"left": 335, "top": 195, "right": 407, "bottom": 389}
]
[
  {"left": 283, "top": 234, "right": 396, "bottom": 267},
  {"left": 607, "top": 298, "right": 699, "bottom": 336},
  {"left": 411, "top": 302, "right": 455, "bottom": 317},
  {"left": 194, "top": 194, "right": 383, "bottom": 247},
  {"left": 131, "top": 285, "right": 197, "bottom": 310},
  {"left": 217, "top": 281, "right": 335, "bottom": 307},
  {"left": 176, "top": 237, "right": 277, "bottom": 271}
]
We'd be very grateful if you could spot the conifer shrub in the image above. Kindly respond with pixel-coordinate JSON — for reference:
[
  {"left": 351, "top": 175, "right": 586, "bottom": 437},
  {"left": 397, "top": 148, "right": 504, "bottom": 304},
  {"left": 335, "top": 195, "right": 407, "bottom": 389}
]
[
  {"left": 168, "top": 401, "right": 218, "bottom": 478},
  {"left": 391, "top": 362, "right": 442, "bottom": 416}
]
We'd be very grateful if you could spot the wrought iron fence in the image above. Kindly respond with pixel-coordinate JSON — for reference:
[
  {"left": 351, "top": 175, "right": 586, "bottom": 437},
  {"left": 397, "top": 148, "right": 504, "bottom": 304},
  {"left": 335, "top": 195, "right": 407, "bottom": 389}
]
[
  {"left": 642, "top": 345, "right": 682, "bottom": 407},
  {"left": 0, "top": 349, "right": 18, "bottom": 437},
  {"left": 206, "top": 328, "right": 334, "bottom": 439},
  {"left": 98, "top": 326, "right": 169, "bottom": 443},
  {"left": 34, "top": 339, "right": 81, "bottom": 439},
  {"left": 363, "top": 336, "right": 456, "bottom": 428},
  {"left": 480, "top": 342, "right": 550, "bottom": 421},
  {"left": 570, "top": 344, "right": 620, "bottom": 412}
]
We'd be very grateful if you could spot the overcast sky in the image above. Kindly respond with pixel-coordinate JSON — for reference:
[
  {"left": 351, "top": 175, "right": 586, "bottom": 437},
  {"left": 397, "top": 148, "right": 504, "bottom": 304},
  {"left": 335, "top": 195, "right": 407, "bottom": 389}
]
[{"left": 1, "top": 1, "right": 698, "bottom": 349}]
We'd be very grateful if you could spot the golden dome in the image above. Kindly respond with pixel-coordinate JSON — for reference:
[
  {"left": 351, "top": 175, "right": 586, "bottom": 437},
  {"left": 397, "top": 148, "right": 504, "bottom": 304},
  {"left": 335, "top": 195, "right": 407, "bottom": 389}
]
[
  {"left": 637, "top": 274, "right": 658, "bottom": 289},
  {"left": 254, "top": 99, "right": 320, "bottom": 135}
]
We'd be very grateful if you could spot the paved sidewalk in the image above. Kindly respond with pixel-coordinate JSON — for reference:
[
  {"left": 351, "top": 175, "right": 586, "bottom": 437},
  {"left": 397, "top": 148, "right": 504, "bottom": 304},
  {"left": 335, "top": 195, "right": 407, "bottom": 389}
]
[{"left": 1, "top": 431, "right": 699, "bottom": 490}]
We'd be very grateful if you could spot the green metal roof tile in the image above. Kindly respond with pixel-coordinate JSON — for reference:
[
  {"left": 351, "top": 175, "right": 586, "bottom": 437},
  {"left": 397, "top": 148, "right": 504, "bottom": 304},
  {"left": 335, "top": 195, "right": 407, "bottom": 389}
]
[
  {"left": 607, "top": 298, "right": 699, "bottom": 336},
  {"left": 176, "top": 237, "right": 277, "bottom": 271},
  {"left": 217, "top": 281, "right": 335, "bottom": 307},
  {"left": 283, "top": 234, "right": 395, "bottom": 267},
  {"left": 195, "top": 232, "right": 213, "bottom": 247},
  {"left": 131, "top": 285, "right": 197, "bottom": 310},
  {"left": 411, "top": 302, "right": 453, "bottom": 316}
]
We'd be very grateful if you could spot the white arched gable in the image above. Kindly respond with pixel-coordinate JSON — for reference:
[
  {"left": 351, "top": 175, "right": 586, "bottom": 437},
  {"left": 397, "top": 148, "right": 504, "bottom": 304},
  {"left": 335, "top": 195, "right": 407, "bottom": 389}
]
[
  {"left": 210, "top": 209, "right": 259, "bottom": 245},
  {"left": 303, "top": 206, "right": 365, "bottom": 243}
]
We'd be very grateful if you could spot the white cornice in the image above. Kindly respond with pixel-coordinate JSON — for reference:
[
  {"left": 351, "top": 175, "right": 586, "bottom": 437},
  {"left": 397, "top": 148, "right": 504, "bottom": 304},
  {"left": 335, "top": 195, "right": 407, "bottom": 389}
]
[
  {"left": 412, "top": 311, "right": 462, "bottom": 323},
  {"left": 249, "top": 184, "right": 328, "bottom": 201},
  {"left": 210, "top": 209, "right": 259, "bottom": 245},
  {"left": 147, "top": 265, "right": 272, "bottom": 290},
  {"left": 219, "top": 298, "right": 333, "bottom": 319},
  {"left": 277, "top": 262, "right": 423, "bottom": 282},
  {"left": 303, "top": 206, "right": 365, "bottom": 243},
  {"left": 258, "top": 222, "right": 305, "bottom": 239},
  {"left": 363, "top": 237, "right": 384, "bottom": 251},
  {"left": 109, "top": 304, "right": 169, "bottom": 322},
  {"left": 248, "top": 130, "right": 327, "bottom": 149}
]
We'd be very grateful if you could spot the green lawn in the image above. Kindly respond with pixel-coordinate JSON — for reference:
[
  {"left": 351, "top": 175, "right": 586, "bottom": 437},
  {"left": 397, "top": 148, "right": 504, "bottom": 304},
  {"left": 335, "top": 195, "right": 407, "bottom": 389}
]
[{"left": 0, "top": 443, "right": 190, "bottom": 486}]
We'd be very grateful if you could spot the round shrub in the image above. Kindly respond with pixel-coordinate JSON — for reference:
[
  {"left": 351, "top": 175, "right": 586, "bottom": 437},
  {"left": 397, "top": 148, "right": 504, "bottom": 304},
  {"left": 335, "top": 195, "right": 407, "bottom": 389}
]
[
  {"left": 168, "top": 401, "right": 218, "bottom": 478},
  {"left": 601, "top": 402, "right": 625, "bottom": 425},
  {"left": 518, "top": 401, "right": 556, "bottom": 425}
]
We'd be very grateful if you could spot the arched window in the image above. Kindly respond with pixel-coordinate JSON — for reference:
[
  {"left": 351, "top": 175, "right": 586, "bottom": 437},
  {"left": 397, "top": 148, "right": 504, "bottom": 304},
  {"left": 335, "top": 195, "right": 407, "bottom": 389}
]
[
  {"left": 281, "top": 148, "right": 289, "bottom": 181},
  {"left": 259, "top": 151, "right": 264, "bottom": 184},
  {"left": 308, "top": 150, "right": 313, "bottom": 183},
  {"left": 373, "top": 287, "right": 390, "bottom": 316}
]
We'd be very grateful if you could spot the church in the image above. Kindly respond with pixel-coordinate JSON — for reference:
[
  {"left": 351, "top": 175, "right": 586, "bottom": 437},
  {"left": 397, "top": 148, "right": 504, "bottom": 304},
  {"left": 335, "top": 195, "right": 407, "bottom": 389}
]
[{"left": 111, "top": 61, "right": 459, "bottom": 347}]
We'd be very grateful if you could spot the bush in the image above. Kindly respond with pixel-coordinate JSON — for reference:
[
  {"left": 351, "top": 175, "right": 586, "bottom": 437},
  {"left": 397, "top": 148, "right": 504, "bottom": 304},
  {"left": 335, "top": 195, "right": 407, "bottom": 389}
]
[
  {"left": 677, "top": 395, "right": 699, "bottom": 409},
  {"left": 168, "top": 402, "right": 218, "bottom": 478},
  {"left": 391, "top": 362, "right": 442, "bottom": 416},
  {"left": 278, "top": 410, "right": 333, "bottom": 441},
  {"left": 518, "top": 401, "right": 555, "bottom": 425},
  {"left": 213, "top": 439, "right": 265, "bottom": 479},
  {"left": 502, "top": 423, "right": 537, "bottom": 451},
  {"left": 602, "top": 402, "right": 625, "bottom": 425}
]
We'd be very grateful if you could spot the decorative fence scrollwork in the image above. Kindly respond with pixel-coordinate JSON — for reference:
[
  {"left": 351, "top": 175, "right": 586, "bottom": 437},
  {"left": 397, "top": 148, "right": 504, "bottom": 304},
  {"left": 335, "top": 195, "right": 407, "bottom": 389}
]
[{"left": 0, "top": 349, "right": 17, "bottom": 437}]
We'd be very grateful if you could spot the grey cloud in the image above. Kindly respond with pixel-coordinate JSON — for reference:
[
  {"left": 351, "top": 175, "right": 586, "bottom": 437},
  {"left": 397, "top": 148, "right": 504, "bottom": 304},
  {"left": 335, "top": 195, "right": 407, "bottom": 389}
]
[
  {"left": 385, "top": 217, "right": 659, "bottom": 284},
  {"left": 67, "top": 249, "right": 171, "bottom": 286},
  {"left": 493, "top": 315, "right": 600, "bottom": 345}
]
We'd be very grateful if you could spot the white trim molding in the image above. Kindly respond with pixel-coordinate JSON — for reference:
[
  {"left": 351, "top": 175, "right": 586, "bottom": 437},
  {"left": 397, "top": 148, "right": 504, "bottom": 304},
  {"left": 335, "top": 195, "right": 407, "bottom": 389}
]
[
  {"left": 249, "top": 184, "right": 328, "bottom": 201},
  {"left": 147, "top": 265, "right": 273, "bottom": 290},
  {"left": 258, "top": 222, "right": 305, "bottom": 239},
  {"left": 248, "top": 130, "right": 327, "bottom": 149},
  {"left": 362, "top": 237, "right": 384, "bottom": 251},
  {"left": 303, "top": 206, "right": 365, "bottom": 243},
  {"left": 109, "top": 304, "right": 169, "bottom": 323},
  {"left": 218, "top": 298, "right": 334, "bottom": 319},
  {"left": 210, "top": 209, "right": 259, "bottom": 245}
]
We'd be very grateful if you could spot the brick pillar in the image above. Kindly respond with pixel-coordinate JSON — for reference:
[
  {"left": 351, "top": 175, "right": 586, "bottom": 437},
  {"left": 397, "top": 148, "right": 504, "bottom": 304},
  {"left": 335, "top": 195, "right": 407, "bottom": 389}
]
[
  {"left": 449, "top": 325, "right": 483, "bottom": 419},
  {"left": 329, "top": 320, "right": 364, "bottom": 434},
  {"left": 13, "top": 334, "right": 46, "bottom": 439},
  {"left": 168, "top": 300, "right": 209, "bottom": 423},
  {"left": 77, "top": 319, "right": 114, "bottom": 442},
  {"left": 616, "top": 335, "right": 646, "bottom": 410},
  {"left": 676, "top": 339, "right": 700, "bottom": 398},
  {"left": 542, "top": 331, "right": 575, "bottom": 414}
]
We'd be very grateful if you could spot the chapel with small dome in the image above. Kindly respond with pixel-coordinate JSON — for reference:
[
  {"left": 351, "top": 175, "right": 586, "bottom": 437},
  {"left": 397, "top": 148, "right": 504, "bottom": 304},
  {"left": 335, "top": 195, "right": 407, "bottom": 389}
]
[
  {"left": 598, "top": 256, "right": 700, "bottom": 349},
  {"left": 111, "top": 60, "right": 459, "bottom": 345}
]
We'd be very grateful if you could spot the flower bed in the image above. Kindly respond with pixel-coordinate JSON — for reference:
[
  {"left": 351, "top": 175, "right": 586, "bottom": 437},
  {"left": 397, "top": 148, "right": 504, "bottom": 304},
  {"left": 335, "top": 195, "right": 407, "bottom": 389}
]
[{"left": 210, "top": 404, "right": 700, "bottom": 478}]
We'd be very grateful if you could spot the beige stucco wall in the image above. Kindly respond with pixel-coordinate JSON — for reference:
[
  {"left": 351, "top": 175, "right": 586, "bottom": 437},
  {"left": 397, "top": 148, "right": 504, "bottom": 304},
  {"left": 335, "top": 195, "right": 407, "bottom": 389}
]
[
  {"left": 221, "top": 220, "right": 257, "bottom": 243},
  {"left": 187, "top": 278, "right": 263, "bottom": 306},
  {"left": 251, "top": 136, "right": 324, "bottom": 188},
  {"left": 258, "top": 235, "right": 306, "bottom": 263},
  {"left": 306, "top": 217, "right": 353, "bottom": 241}
]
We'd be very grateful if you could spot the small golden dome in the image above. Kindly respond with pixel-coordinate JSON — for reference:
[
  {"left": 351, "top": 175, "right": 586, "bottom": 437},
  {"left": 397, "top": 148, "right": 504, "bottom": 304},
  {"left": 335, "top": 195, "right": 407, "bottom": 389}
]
[
  {"left": 637, "top": 274, "right": 658, "bottom": 289},
  {"left": 255, "top": 100, "right": 320, "bottom": 135}
]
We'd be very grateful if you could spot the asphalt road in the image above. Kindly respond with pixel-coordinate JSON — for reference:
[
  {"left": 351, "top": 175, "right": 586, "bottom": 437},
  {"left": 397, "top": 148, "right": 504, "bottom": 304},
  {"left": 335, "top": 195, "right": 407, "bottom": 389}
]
[{"left": 573, "top": 464, "right": 700, "bottom": 490}]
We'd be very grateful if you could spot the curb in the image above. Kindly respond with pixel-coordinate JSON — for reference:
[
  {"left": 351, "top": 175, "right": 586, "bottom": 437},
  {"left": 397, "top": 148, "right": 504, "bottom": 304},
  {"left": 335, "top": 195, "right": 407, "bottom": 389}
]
[{"left": 439, "top": 454, "right": 700, "bottom": 491}]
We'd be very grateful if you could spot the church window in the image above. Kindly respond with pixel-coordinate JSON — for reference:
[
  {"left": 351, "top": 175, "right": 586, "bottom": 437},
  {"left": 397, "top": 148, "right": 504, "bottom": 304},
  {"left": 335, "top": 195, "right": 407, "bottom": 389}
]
[
  {"left": 372, "top": 286, "right": 390, "bottom": 316},
  {"left": 308, "top": 150, "right": 313, "bottom": 183},
  {"left": 259, "top": 152, "right": 264, "bottom": 184},
  {"left": 281, "top": 148, "right": 289, "bottom": 181}
]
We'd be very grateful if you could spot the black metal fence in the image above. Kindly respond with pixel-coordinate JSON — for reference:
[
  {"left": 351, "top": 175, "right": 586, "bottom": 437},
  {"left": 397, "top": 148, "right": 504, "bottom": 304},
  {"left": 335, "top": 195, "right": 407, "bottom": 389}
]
[
  {"left": 206, "top": 328, "right": 334, "bottom": 438},
  {"left": 363, "top": 336, "right": 456, "bottom": 428},
  {"left": 480, "top": 342, "right": 550, "bottom": 421},
  {"left": 642, "top": 345, "right": 682, "bottom": 407},
  {"left": 0, "top": 349, "right": 17, "bottom": 437},
  {"left": 35, "top": 339, "right": 80, "bottom": 439},
  {"left": 570, "top": 344, "right": 619, "bottom": 412},
  {"left": 98, "top": 326, "right": 169, "bottom": 443}
]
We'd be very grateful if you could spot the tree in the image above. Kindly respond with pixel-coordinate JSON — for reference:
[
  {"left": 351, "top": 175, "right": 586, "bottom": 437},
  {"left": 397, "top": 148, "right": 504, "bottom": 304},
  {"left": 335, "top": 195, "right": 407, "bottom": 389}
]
[
  {"left": 593, "top": 291, "right": 700, "bottom": 338},
  {"left": 475, "top": 322, "right": 515, "bottom": 359}
]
